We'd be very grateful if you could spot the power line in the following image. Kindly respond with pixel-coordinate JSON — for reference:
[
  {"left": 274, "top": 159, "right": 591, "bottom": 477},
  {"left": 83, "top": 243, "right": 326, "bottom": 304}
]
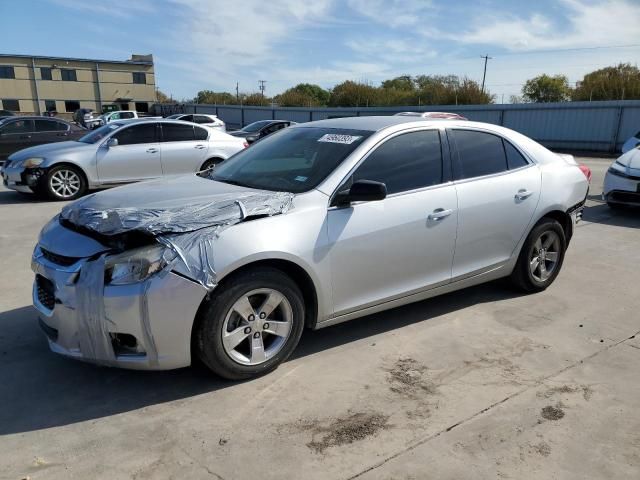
[{"left": 258, "top": 80, "right": 267, "bottom": 98}]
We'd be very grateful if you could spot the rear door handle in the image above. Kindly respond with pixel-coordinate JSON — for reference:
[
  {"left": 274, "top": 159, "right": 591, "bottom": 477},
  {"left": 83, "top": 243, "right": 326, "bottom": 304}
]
[
  {"left": 194, "top": 144, "right": 206, "bottom": 150},
  {"left": 428, "top": 208, "right": 453, "bottom": 221},
  {"left": 515, "top": 189, "right": 534, "bottom": 200},
  {"left": 146, "top": 148, "right": 158, "bottom": 154}
]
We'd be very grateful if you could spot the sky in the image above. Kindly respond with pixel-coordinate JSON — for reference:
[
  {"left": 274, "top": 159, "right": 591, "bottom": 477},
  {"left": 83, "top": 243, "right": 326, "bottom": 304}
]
[{"left": 1, "top": 0, "right": 639, "bottom": 103}]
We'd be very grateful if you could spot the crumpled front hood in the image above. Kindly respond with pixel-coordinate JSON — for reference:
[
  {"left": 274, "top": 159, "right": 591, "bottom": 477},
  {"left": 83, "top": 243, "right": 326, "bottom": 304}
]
[
  {"left": 8, "top": 141, "right": 93, "bottom": 160},
  {"left": 60, "top": 174, "right": 294, "bottom": 236},
  {"left": 616, "top": 148, "right": 640, "bottom": 172}
]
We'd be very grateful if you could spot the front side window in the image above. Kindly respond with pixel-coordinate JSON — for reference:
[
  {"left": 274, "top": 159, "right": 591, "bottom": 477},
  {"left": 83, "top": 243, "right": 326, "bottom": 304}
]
[
  {"left": 452, "top": 129, "right": 508, "bottom": 180},
  {"left": 40, "top": 67, "right": 52, "bottom": 80},
  {"left": 78, "top": 123, "right": 121, "bottom": 144},
  {"left": 350, "top": 130, "right": 443, "bottom": 195},
  {"left": 2, "top": 119, "right": 33, "bottom": 134},
  {"left": 113, "top": 124, "right": 157, "bottom": 145},
  {"left": 34, "top": 119, "right": 68, "bottom": 132},
  {"left": 120, "top": 112, "right": 135, "bottom": 119},
  {"left": 61, "top": 69, "right": 77, "bottom": 82},
  {"left": 194, "top": 115, "right": 211, "bottom": 124},
  {"left": 242, "top": 120, "right": 272, "bottom": 133},
  {"left": 162, "top": 123, "right": 195, "bottom": 142},
  {"left": 211, "top": 127, "right": 372, "bottom": 193},
  {"left": 0, "top": 66, "right": 15, "bottom": 79},
  {"left": 179, "top": 114, "right": 193, "bottom": 122}
]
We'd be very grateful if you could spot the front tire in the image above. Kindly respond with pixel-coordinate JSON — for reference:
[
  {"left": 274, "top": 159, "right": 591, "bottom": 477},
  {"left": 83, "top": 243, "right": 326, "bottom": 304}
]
[
  {"left": 197, "top": 158, "right": 223, "bottom": 177},
  {"left": 43, "top": 165, "right": 87, "bottom": 200},
  {"left": 510, "top": 218, "right": 567, "bottom": 293},
  {"left": 195, "top": 267, "right": 305, "bottom": 380}
]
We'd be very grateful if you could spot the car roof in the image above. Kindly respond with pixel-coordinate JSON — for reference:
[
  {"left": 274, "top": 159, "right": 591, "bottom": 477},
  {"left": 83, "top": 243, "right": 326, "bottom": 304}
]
[
  {"left": 290, "top": 115, "right": 461, "bottom": 132},
  {"left": 0, "top": 115, "right": 73, "bottom": 123}
]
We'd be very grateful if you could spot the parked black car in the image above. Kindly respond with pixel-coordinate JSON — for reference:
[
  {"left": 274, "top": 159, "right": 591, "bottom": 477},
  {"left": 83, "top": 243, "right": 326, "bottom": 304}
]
[
  {"left": 228, "top": 120, "right": 296, "bottom": 144},
  {"left": 0, "top": 116, "right": 86, "bottom": 164}
]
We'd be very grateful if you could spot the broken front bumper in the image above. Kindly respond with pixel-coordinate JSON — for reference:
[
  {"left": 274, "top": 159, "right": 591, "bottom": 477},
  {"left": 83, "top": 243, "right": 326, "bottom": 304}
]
[{"left": 31, "top": 245, "right": 208, "bottom": 370}]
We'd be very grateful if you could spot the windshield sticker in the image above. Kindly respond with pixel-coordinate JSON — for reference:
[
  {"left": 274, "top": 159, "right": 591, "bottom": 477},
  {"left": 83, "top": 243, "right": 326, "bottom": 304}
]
[
  {"left": 294, "top": 176, "right": 308, "bottom": 182},
  {"left": 317, "top": 134, "right": 362, "bottom": 145}
]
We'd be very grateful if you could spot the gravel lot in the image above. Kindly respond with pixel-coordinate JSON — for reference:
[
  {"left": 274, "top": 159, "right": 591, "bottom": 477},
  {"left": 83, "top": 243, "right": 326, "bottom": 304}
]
[{"left": 1, "top": 156, "right": 639, "bottom": 479}]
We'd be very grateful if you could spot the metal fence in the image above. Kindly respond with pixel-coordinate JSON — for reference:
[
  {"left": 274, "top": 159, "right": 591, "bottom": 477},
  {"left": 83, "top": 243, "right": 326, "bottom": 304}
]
[{"left": 154, "top": 100, "right": 640, "bottom": 153}]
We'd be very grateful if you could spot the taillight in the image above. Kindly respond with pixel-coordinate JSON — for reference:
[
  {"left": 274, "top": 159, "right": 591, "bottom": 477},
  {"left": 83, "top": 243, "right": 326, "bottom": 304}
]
[
  {"left": 243, "top": 142, "right": 249, "bottom": 148},
  {"left": 578, "top": 164, "right": 592, "bottom": 183}
]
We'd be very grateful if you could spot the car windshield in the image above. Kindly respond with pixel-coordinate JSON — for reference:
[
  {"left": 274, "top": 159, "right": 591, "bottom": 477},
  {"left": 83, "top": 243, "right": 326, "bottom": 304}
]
[
  {"left": 241, "top": 120, "right": 273, "bottom": 133},
  {"left": 77, "top": 123, "right": 123, "bottom": 144},
  {"left": 166, "top": 114, "right": 181, "bottom": 119},
  {"left": 210, "top": 127, "right": 372, "bottom": 193}
]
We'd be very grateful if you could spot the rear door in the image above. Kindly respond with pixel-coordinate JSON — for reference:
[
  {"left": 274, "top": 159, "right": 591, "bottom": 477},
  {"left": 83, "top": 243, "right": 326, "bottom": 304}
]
[
  {"left": 0, "top": 119, "right": 35, "bottom": 158},
  {"left": 159, "top": 122, "right": 210, "bottom": 174},
  {"left": 449, "top": 128, "right": 541, "bottom": 278},
  {"left": 96, "top": 123, "right": 162, "bottom": 183},
  {"left": 33, "top": 119, "right": 71, "bottom": 146}
]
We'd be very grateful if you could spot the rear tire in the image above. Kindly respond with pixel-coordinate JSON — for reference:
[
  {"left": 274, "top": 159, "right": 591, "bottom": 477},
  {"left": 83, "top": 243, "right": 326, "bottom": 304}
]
[
  {"left": 195, "top": 267, "right": 305, "bottom": 380},
  {"left": 510, "top": 218, "right": 566, "bottom": 293},
  {"left": 197, "top": 158, "right": 224, "bottom": 177},
  {"left": 43, "top": 164, "right": 87, "bottom": 201}
]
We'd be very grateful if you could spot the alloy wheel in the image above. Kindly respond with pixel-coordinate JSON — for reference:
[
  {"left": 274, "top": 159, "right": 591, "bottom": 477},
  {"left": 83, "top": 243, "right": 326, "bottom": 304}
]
[
  {"left": 221, "top": 288, "right": 293, "bottom": 365},
  {"left": 529, "top": 230, "right": 561, "bottom": 282},
  {"left": 50, "top": 169, "right": 81, "bottom": 198}
]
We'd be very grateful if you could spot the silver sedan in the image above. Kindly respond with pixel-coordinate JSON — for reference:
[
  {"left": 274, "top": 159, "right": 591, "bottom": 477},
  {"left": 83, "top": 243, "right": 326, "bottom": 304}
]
[
  {"left": 2, "top": 119, "right": 246, "bottom": 200},
  {"left": 32, "top": 116, "right": 588, "bottom": 379}
]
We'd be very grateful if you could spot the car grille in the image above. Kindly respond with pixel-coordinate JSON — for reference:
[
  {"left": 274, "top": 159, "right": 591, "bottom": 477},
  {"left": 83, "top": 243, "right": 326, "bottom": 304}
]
[
  {"left": 41, "top": 247, "right": 80, "bottom": 266},
  {"left": 36, "top": 275, "right": 56, "bottom": 310}
]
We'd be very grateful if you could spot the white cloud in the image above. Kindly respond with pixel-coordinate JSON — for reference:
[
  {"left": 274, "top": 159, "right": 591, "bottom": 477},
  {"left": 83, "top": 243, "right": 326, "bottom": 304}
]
[
  {"left": 50, "top": 0, "right": 155, "bottom": 18},
  {"left": 449, "top": 0, "right": 639, "bottom": 51},
  {"left": 346, "top": 38, "right": 437, "bottom": 66},
  {"left": 347, "top": 0, "right": 434, "bottom": 27}
]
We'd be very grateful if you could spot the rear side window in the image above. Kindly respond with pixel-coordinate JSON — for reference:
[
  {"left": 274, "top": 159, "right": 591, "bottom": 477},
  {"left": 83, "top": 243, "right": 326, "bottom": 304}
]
[
  {"left": 162, "top": 123, "right": 195, "bottom": 141},
  {"left": 194, "top": 126, "right": 208, "bottom": 140},
  {"left": 113, "top": 124, "right": 157, "bottom": 145},
  {"left": 352, "top": 130, "right": 443, "bottom": 195},
  {"left": 194, "top": 115, "right": 211, "bottom": 124},
  {"left": 452, "top": 130, "right": 507, "bottom": 180},
  {"left": 34, "top": 119, "right": 67, "bottom": 132},
  {"left": 504, "top": 140, "right": 529, "bottom": 169},
  {"left": 180, "top": 114, "right": 193, "bottom": 122}
]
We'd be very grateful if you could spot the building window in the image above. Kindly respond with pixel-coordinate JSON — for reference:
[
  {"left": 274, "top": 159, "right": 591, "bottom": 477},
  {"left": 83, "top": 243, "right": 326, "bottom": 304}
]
[
  {"left": 40, "top": 67, "right": 53, "bottom": 80},
  {"left": 2, "top": 99, "right": 20, "bottom": 112},
  {"left": 132, "top": 72, "right": 146, "bottom": 84},
  {"left": 135, "top": 102, "right": 149, "bottom": 112},
  {"left": 0, "top": 66, "right": 15, "bottom": 79},
  {"left": 44, "top": 100, "right": 57, "bottom": 112},
  {"left": 64, "top": 100, "right": 80, "bottom": 112},
  {"left": 61, "top": 69, "right": 77, "bottom": 82}
]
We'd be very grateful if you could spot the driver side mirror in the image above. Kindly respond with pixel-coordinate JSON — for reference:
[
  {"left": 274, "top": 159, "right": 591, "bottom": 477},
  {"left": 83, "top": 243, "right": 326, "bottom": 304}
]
[
  {"left": 333, "top": 180, "right": 387, "bottom": 207},
  {"left": 106, "top": 138, "right": 119, "bottom": 148}
]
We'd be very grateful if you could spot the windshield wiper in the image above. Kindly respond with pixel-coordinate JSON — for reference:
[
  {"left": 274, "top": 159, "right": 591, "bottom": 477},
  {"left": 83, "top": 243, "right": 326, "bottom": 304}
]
[{"left": 214, "top": 178, "right": 252, "bottom": 188}]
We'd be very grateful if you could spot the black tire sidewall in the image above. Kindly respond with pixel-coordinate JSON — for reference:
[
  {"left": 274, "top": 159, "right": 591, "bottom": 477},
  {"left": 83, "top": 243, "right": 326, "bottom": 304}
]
[
  {"left": 516, "top": 219, "right": 567, "bottom": 292},
  {"left": 44, "top": 165, "right": 87, "bottom": 201},
  {"left": 195, "top": 267, "right": 305, "bottom": 380}
]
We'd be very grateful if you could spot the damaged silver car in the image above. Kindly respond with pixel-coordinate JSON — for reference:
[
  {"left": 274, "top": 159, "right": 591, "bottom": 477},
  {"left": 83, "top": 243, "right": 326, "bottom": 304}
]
[{"left": 32, "top": 116, "right": 588, "bottom": 379}]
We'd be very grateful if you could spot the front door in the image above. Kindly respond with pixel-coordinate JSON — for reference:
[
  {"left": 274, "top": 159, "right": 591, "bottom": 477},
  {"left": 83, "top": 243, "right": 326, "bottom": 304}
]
[
  {"left": 96, "top": 123, "right": 162, "bottom": 183},
  {"left": 0, "top": 119, "right": 35, "bottom": 158},
  {"left": 448, "top": 128, "right": 541, "bottom": 278},
  {"left": 328, "top": 129, "right": 458, "bottom": 316}
]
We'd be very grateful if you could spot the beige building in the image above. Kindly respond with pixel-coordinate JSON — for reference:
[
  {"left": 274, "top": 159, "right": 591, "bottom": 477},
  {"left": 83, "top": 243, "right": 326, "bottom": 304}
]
[{"left": 0, "top": 53, "right": 156, "bottom": 118}]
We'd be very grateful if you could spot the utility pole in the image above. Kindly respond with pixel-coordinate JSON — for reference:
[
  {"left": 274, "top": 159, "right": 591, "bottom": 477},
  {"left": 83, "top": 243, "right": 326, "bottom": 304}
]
[
  {"left": 236, "top": 82, "right": 239, "bottom": 102},
  {"left": 480, "top": 54, "right": 492, "bottom": 94},
  {"left": 258, "top": 80, "right": 267, "bottom": 98}
]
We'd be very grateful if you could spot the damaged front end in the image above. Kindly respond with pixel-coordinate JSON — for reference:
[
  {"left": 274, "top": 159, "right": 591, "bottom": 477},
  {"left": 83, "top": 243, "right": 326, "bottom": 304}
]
[{"left": 32, "top": 182, "right": 294, "bottom": 369}]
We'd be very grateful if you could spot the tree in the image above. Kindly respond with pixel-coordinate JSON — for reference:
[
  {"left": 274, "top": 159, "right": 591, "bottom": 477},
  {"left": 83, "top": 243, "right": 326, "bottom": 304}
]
[
  {"left": 195, "top": 90, "right": 238, "bottom": 104},
  {"left": 572, "top": 63, "right": 640, "bottom": 101},
  {"left": 155, "top": 89, "right": 174, "bottom": 103},
  {"left": 243, "top": 93, "right": 271, "bottom": 106},
  {"left": 381, "top": 75, "right": 415, "bottom": 91},
  {"left": 289, "top": 83, "right": 330, "bottom": 106},
  {"left": 328, "top": 81, "right": 380, "bottom": 107},
  {"left": 522, "top": 74, "right": 571, "bottom": 103},
  {"left": 275, "top": 89, "right": 318, "bottom": 107}
]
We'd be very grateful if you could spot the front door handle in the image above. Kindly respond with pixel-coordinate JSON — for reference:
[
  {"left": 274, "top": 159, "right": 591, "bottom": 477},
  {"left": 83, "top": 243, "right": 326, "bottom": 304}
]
[
  {"left": 194, "top": 144, "right": 206, "bottom": 150},
  {"left": 515, "top": 189, "right": 534, "bottom": 200},
  {"left": 146, "top": 148, "right": 158, "bottom": 154},
  {"left": 428, "top": 208, "right": 453, "bottom": 221}
]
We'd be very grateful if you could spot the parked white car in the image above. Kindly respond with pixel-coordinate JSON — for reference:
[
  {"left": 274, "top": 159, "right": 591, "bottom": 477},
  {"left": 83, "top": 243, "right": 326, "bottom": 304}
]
[
  {"left": 621, "top": 130, "right": 640, "bottom": 153},
  {"left": 603, "top": 146, "right": 640, "bottom": 208},
  {"left": 2, "top": 119, "right": 246, "bottom": 200},
  {"left": 167, "top": 113, "right": 226, "bottom": 131}
]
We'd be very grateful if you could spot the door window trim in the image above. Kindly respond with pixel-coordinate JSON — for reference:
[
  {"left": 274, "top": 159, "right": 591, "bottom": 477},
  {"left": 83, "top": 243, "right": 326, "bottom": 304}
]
[
  {"left": 329, "top": 126, "right": 451, "bottom": 207},
  {"left": 446, "top": 127, "right": 536, "bottom": 185}
]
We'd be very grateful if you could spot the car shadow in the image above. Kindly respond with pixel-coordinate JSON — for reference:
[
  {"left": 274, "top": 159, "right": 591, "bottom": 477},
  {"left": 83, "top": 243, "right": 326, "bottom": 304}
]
[
  {"left": 581, "top": 200, "right": 640, "bottom": 229},
  {"left": 0, "top": 281, "right": 522, "bottom": 435},
  {"left": 0, "top": 190, "right": 51, "bottom": 205}
]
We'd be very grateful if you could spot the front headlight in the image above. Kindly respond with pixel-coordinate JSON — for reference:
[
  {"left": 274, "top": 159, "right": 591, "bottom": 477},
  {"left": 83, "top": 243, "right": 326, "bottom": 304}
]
[
  {"left": 22, "top": 157, "right": 45, "bottom": 168},
  {"left": 105, "top": 244, "right": 176, "bottom": 286}
]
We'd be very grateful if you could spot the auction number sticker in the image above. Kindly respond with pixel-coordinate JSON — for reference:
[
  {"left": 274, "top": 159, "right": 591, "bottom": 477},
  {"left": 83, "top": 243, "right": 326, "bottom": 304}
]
[{"left": 317, "top": 134, "right": 362, "bottom": 144}]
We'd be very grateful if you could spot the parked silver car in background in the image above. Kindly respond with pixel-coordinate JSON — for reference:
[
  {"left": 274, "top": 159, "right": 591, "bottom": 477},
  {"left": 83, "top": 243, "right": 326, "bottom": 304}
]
[
  {"left": 166, "top": 113, "right": 226, "bottom": 131},
  {"left": 2, "top": 119, "right": 246, "bottom": 200},
  {"left": 32, "top": 116, "right": 588, "bottom": 379}
]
